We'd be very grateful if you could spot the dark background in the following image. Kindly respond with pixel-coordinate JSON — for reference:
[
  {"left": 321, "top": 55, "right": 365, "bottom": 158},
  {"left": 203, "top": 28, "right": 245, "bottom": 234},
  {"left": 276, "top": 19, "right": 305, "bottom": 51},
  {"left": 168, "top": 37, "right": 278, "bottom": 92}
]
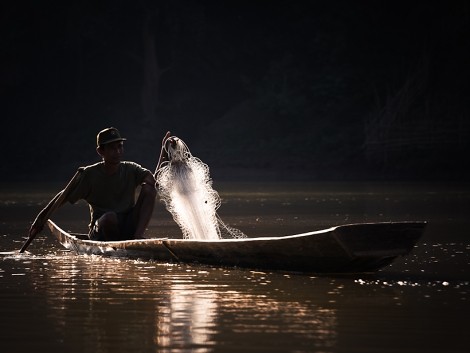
[{"left": 2, "top": 0, "right": 469, "bottom": 182}]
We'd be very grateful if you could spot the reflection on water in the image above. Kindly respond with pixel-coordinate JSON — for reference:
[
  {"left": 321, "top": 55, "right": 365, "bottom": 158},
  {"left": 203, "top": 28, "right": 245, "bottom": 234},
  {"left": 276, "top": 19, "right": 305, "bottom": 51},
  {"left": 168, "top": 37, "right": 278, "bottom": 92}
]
[
  {"left": 219, "top": 291, "right": 337, "bottom": 352},
  {"left": 1, "top": 249, "right": 340, "bottom": 352},
  {"left": 2, "top": 239, "right": 470, "bottom": 353},
  {"left": 1, "top": 182, "right": 470, "bottom": 352},
  {"left": 157, "top": 281, "right": 219, "bottom": 351}
]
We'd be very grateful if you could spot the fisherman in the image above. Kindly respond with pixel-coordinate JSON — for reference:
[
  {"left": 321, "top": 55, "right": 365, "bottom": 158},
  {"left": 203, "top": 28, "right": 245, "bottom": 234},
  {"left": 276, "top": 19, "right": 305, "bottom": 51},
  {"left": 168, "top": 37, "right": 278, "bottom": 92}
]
[{"left": 27, "top": 127, "right": 171, "bottom": 241}]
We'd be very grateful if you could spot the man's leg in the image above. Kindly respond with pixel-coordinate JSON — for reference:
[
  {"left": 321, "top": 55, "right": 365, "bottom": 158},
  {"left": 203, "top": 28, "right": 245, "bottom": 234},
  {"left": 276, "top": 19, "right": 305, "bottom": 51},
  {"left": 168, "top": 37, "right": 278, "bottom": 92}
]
[
  {"left": 132, "top": 183, "right": 156, "bottom": 238},
  {"left": 92, "top": 212, "right": 120, "bottom": 240}
]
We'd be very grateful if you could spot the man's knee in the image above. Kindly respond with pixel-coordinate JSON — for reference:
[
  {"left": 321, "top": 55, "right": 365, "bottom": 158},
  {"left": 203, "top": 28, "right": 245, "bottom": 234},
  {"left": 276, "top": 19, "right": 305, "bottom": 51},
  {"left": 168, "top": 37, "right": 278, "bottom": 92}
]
[
  {"left": 91, "top": 212, "right": 119, "bottom": 241},
  {"left": 98, "top": 212, "right": 118, "bottom": 228}
]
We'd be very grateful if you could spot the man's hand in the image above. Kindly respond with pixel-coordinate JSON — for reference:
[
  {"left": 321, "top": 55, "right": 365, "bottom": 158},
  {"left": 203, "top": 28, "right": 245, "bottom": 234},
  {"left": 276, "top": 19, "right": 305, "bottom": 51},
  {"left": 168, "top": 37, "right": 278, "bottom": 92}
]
[
  {"left": 162, "top": 131, "right": 171, "bottom": 147},
  {"left": 159, "top": 131, "right": 172, "bottom": 164},
  {"left": 154, "top": 131, "right": 172, "bottom": 178}
]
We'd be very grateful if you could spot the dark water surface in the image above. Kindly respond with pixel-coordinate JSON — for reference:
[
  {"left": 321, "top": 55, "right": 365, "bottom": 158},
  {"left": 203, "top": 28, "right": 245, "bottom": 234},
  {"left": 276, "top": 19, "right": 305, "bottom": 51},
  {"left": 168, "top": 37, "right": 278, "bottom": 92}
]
[{"left": 1, "top": 182, "right": 469, "bottom": 353}]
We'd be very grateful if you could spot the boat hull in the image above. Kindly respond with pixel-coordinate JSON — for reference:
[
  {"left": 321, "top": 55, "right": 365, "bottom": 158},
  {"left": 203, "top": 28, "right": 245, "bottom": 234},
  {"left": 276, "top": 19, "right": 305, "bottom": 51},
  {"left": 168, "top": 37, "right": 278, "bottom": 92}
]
[{"left": 47, "top": 220, "right": 426, "bottom": 273}]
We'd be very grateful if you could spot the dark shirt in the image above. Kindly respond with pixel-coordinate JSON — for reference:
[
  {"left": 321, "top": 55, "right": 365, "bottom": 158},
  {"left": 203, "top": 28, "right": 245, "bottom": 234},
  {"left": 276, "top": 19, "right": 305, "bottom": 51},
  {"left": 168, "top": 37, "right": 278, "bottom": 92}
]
[{"left": 66, "top": 161, "right": 149, "bottom": 228}]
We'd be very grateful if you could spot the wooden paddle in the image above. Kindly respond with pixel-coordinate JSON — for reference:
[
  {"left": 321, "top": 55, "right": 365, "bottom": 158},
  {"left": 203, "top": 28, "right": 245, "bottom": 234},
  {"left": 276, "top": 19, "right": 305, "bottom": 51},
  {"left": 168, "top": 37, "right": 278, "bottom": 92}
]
[{"left": 19, "top": 168, "right": 83, "bottom": 253}]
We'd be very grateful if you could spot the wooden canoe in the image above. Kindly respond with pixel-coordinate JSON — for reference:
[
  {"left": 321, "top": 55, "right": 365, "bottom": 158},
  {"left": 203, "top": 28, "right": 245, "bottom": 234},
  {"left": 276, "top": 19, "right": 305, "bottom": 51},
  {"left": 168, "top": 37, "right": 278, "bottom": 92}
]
[{"left": 47, "top": 219, "right": 426, "bottom": 273}]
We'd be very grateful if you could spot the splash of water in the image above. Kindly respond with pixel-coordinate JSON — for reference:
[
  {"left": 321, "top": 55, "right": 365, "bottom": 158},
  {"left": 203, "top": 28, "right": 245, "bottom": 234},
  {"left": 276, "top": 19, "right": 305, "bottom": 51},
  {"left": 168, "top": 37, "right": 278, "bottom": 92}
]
[{"left": 156, "top": 137, "right": 246, "bottom": 240}]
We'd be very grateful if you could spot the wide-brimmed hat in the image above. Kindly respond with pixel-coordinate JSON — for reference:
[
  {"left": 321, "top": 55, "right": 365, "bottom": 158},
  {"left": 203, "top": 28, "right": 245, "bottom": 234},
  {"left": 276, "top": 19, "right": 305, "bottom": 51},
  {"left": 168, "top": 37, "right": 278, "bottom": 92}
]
[{"left": 96, "top": 127, "right": 127, "bottom": 146}]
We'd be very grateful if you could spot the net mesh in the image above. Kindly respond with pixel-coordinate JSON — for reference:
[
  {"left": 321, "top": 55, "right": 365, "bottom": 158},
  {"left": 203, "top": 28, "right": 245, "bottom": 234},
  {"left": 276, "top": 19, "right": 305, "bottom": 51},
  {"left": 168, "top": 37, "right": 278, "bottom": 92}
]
[{"left": 156, "top": 137, "right": 246, "bottom": 240}]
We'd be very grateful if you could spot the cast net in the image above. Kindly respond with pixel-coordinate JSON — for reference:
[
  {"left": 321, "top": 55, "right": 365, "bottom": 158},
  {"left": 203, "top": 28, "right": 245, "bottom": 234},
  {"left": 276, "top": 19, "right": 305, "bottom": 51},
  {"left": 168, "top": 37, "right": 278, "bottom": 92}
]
[{"left": 155, "top": 137, "right": 246, "bottom": 240}]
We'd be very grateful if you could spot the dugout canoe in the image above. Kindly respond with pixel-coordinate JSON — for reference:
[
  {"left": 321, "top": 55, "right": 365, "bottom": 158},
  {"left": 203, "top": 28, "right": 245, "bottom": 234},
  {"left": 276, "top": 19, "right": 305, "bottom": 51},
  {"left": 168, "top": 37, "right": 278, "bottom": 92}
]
[{"left": 47, "top": 219, "right": 426, "bottom": 273}]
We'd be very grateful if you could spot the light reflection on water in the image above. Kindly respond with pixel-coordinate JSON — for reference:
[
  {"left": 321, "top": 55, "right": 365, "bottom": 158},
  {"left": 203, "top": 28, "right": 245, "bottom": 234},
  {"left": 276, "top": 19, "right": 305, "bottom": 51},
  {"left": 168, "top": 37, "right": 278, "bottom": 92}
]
[
  {"left": 1, "top": 182, "right": 470, "bottom": 352},
  {"left": 1, "top": 248, "right": 341, "bottom": 353},
  {"left": 2, "top": 238, "right": 470, "bottom": 353}
]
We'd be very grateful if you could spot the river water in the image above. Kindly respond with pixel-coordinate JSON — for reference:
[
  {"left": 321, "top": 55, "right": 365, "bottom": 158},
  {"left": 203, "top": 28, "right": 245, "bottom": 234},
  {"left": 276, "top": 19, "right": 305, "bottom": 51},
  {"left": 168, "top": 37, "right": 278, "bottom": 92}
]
[{"left": 1, "top": 181, "right": 469, "bottom": 353}]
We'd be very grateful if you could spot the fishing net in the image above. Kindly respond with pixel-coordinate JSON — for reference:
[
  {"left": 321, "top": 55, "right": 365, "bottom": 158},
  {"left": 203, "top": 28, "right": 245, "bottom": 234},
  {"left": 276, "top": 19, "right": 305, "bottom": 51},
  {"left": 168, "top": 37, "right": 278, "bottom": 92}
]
[{"left": 156, "top": 137, "right": 246, "bottom": 240}]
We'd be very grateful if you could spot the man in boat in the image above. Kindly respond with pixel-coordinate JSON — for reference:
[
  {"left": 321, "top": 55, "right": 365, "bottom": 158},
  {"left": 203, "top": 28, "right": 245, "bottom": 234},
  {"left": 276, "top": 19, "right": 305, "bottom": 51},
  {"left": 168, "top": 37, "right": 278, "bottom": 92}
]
[{"left": 28, "top": 127, "right": 171, "bottom": 241}]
